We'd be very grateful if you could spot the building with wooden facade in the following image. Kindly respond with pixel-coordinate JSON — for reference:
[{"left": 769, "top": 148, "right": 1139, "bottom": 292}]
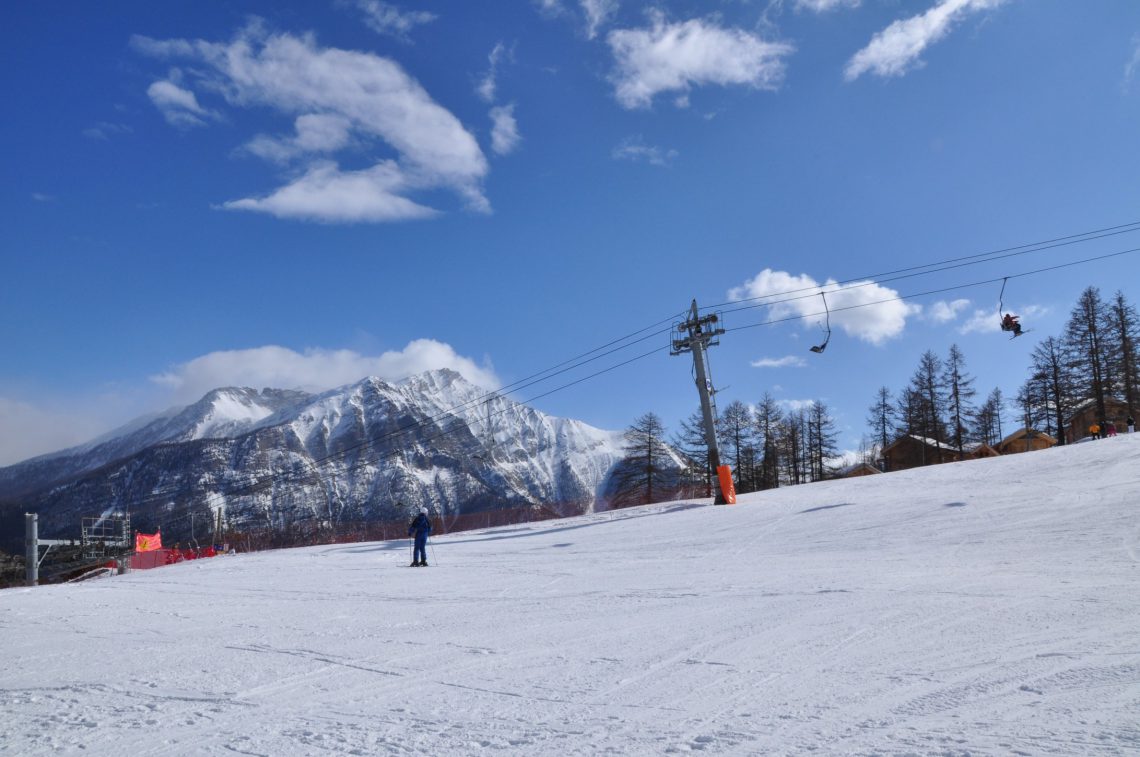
[{"left": 997, "top": 428, "right": 1057, "bottom": 455}]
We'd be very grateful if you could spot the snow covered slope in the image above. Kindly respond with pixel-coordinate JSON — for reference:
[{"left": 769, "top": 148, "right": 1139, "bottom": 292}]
[{"left": 3, "top": 434, "right": 1138, "bottom": 754}]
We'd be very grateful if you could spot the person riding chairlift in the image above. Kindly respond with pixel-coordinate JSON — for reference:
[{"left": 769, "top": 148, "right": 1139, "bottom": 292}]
[{"left": 1001, "top": 313, "right": 1023, "bottom": 336}]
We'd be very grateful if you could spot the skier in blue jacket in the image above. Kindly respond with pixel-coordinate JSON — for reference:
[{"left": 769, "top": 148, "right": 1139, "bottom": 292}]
[{"left": 408, "top": 507, "right": 432, "bottom": 567}]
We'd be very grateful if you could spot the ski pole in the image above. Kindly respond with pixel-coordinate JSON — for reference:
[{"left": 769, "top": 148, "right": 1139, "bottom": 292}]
[{"left": 429, "top": 537, "right": 439, "bottom": 566}]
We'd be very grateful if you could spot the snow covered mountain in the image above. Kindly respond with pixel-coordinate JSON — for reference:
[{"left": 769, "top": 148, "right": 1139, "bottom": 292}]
[
  {"left": 0, "top": 387, "right": 309, "bottom": 498},
  {"left": 3, "top": 370, "right": 642, "bottom": 540}
]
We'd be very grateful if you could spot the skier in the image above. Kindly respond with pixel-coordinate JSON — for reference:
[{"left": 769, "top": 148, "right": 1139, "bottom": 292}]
[
  {"left": 1128, "top": 415, "right": 1135, "bottom": 433},
  {"left": 408, "top": 507, "right": 432, "bottom": 567},
  {"left": 1000, "top": 313, "right": 1023, "bottom": 337}
]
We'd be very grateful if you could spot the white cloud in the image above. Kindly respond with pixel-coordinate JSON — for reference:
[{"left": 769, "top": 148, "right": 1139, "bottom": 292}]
[
  {"left": 31, "top": 192, "right": 56, "bottom": 202},
  {"left": 244, "top": 114, "right": 355, "bottom": 164},
  {"left": 147, "top": 79, "right": 219, "bottom": 128},
  {"left": 132, "top": 25, "right": 489, "bottom": 222},
  {"left": 477, "top": 42, "right": 509, "bottom": 103},
  {"left": 607, "top": 11, "right": 794, "bottom": 109},
  {"left": 927, "top": 298, "right": 970, "bottom": 323},
  {"left": 0, "top": 340, "right": 500, "bottom": 466},
  {"left": 221, "top": 160, "right": 438, "bottom": 223},
  {"left": 150, "top": 340, "right": 500, "bottom": 406},
  {"left": 778, "top": 398, "right": 816, "bottom": 413},
  {"left": 582, "top": 0, "right": 619, "bottom": 39},
  {"left": 352, "top": 0, "right": 437, "bottom": 41},
  {"left": 845, "top": 0, "right": 1007, "bottom": 81},
  {"left": 489, "top": 105, "right": 521, "bottom": 155},
  {"left": 750, "top": 355, "right": 807, "bottom": 368},
  {"left": 612, "top": 135, "right": 678, "bottom": 166},
  {"left": 795, "top": 0, "right": 861, "bottom": 12},
  {"left": 727, "top": 269, "right": 920, "bottom": 345}
]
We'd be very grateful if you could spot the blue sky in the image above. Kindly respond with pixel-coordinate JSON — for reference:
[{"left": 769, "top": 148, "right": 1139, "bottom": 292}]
[{"left": 3, "top": 0, "right": 1140, "bottom": 466}]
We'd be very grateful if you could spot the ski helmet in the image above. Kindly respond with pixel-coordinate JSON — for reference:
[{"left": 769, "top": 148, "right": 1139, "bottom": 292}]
[{"left": 420, "top": 507, "right": 429, "bottom": 515}]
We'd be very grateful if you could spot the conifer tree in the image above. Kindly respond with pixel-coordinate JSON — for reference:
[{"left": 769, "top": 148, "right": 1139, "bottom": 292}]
[
  {"left": 1064, "top": 286, "right": 1112, "bottom": 425},
  {"left": 754, "top": 393, "right": 783, "bottom": 490},
  {"left": 610, "top": 412, "right": 671, "bottom": 508},
  {"left": 808, "top": 401, "right": 839, "bottom": 480},
  {"left": 866, "top": 386, "right": 895, "bottom": 457},
  {"left": 1104, "top": 290, "right": 1140, "bottom": 417},
  {"left": 1030, "top": 336, "right": 1075, "bottom": 444},
  {"left": 942, "top": 344, "right": 976, "bottom": 456},
  {"left": 717, "top": 400, "right": 756, "bottom": 493},
  {"left": 672, "top": 409, "right": 712, "bottom": 498},
  {"left": 974, "top": 387, "right": 1005, "bottom": 445}
]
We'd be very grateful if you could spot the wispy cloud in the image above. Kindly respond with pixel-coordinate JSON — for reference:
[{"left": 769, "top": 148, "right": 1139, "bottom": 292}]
[
  {"left": 477, "top": 42, "right": 510, "bottom": 103},
  {"left": 351, "top": 0, "right": 437, "bottom": 41},
  {"left": 1125, "top": 35, "right": 1140, "bottom": 93},
  {"left": 147, "top": 78, "right": 220, "bottom": 128},
  {"left": 132, "top": 24, "right": 489, "bottom": 222},
  {"left": 926, "top": 298, "right": 970, "bottom": 324},
  {"left": 727, "top": 269, "right": 920, "bottom": 345},
  {"left": 83, "top": 121, "right": 133, "bottom": 140},
  {"left": 151, "top": 340, "right": 500, "bottom": 405},
  {"left": 582, "top": 0, "right": 619, "bottom": 39},
  {"left": 794, "top": 0, "right": 861, "bottom": 13},
  {"left": 607, "top": 11, "right": 794, "bottom": 109},
  {"left": 611, "top": 135, "right": 678, "bottom": 166},
  {"left": 751, "top": 355, "right": 808, "bottom": 368},
  {"left": 489, "top": 105, "right": 521, "bottom": 155},
  {"left": 31, "top": 192, "right": 56, "bottom": 203},
  {"left": 778, "top": 398, "right": 817, "bottom": 413},
  {"left": 845, "top": 0, "right": 1007, "bottom": 82}
]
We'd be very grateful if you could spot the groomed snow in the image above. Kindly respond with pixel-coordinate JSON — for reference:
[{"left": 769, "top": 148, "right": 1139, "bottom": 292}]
[{"left": 3, "top": 434, "right": 1139, "bottom": 754}]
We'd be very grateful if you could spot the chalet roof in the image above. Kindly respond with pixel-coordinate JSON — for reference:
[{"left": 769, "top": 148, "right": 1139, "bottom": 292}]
[
  {"left": 885, "top": 434, "right": 957, "bottom": 452},
  {"left": 839, "top": 462, "right": 882, "bottom": 475},
  {"left": 1067, "top": 397, "right": 1129, "bottom": 416},
  {"left": 999, "top": 428, "right": 1057, "bottom": 446}
]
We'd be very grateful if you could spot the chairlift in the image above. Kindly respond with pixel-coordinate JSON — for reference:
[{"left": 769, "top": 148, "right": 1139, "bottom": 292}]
[
  {"left": 809, "top": 291, "right": 831, "bottom": 354},
  {"left": 997, "top": 277, "right": 1027, "bottom": 338}
]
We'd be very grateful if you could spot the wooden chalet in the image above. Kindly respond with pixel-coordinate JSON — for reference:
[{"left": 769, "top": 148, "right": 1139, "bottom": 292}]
[
  {"left": 881, "top": 435, "right": 958, "bottom": 472},
  {"left": 1065, "top": 397, "right": 1132, "bottom": 443},
  {"left": 997, "top": 428, "right": 1057, "bottom": 455},
  {"left": 840, "top": 462, "right": 883, "bottom": 478},
  {"left": 961, "top": 442, "right": 1001, "bottom": 459}
]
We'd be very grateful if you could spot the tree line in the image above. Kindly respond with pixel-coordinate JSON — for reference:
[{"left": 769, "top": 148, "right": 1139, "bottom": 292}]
[
  {"left": 863, "top": 286, "right": 1139, "bottom": 464},
  {"left": 1015, "top": 287, "right": 1139, "bottom": 440},
  {"left": 608, "top": 396, "right": 840, "bottom": 508},
  {"left": 610, "top": 285, "right": 1140, "bottom": 509}
]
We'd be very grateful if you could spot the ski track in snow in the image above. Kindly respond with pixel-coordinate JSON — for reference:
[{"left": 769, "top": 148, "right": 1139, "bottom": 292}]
[{"left": 3, "top": 436, "right": 1140, "bottom": 754}]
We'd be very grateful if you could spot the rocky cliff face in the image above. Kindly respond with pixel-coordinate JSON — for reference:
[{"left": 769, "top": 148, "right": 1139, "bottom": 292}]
[{"left": 3, "top": 370, "right": 643, "bottom": 541}]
